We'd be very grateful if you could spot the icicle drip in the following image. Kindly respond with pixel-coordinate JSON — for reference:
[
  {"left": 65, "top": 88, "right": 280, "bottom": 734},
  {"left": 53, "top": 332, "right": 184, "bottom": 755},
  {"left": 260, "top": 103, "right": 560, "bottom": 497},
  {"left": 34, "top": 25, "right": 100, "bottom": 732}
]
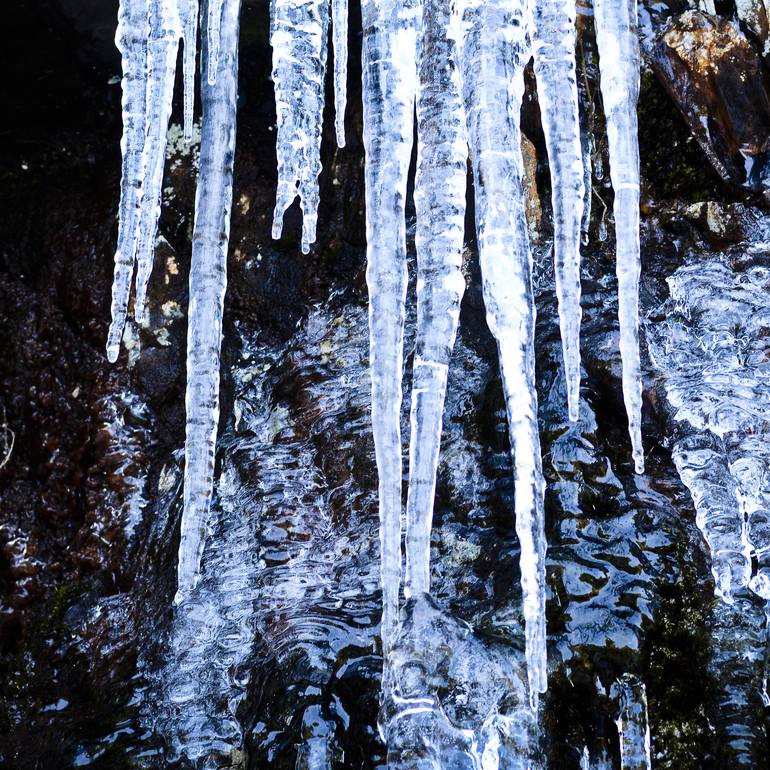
[
  {"left": 612, "top": 675, "right": 651, "bottom": 770},
  {"left": 529, "top": 0, "right": 584, "bottom": 422},
  {"left": 207, "top": 0, "right": 224, "bottom": 84},
  {"left": 181, "top": 0, "right": 200, "bottom": 142},
  {"left": 332, "top": 0, "right": 348, "bottom": 147},
  {"left": 270, "top": 0, "right": 330, "bottom": 254},
  {"left": 133, "top": 0, "right": 183, "bottom": 324},
  {"left": 673, "top": 435, "right": 751, "bottom": 603},
  {"left": 593, "top": 0, "right": 644, "bottom": 473},
  {"left": 361, "top": 0, "right": 420, "bottom": 648},
  {"left": 452, "top": 0, "right": 547, "bottom": 708},
  {"left": 404, "top": 0, "right": 466, "bottom": 598},
  {"left": 107, "top": 0, "right": 150, "bottom": 363},
  {"left": 176, "top": 0, "right": 241, "bottom": 604}
]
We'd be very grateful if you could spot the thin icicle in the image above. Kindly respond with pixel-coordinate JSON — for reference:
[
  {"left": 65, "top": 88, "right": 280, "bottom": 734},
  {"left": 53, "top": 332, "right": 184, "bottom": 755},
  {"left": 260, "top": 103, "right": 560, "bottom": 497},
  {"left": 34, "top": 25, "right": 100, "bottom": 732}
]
[
  {"left": 176, "top": 0, "right": 241, "bottom": 604},
  {"left": 361, "top": 0, "right": 420, "bottom": 649},
  {"left": 452, "top": 0, "right": 547, "bottom": 708},
  {"left": 181, "top": 0, "right": 200, "bottom": 142},
  {"left": 593, "top": 0, "right": 644, "bottom": 473},
  {"left": 612, "top": 675, "right": 651, "bottom": 770},
  {"left": 133, "top": 0, "right": 182, "bottom": 323},
  {"left": 332, "top": 0, "right": 348, "bottom": 147},
  {"left": 207, "top": 0, "right": 224, "bottom": 85},
  {"left": 106, "top": 0, "right": 150, "bottom": 363},
  {"left": 270, "top": 0, "right": 330, "bottom": 254},
  {"left": 404, "top": 0, "right": 466, "bottom": 598},
  {"left": 529, "top": 0, "right": 584, "bottom": 422}
]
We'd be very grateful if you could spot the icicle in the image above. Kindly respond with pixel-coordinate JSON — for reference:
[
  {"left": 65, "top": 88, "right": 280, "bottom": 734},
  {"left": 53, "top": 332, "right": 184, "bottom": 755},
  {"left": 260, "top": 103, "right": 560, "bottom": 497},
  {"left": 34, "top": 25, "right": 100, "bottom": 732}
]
[
  {"left": 404, "top": 0, "right": 466, "bottom": 598},
  {"left": 207, "top": 0, "right": 224, "bottom": 85},
  {"left": 106, "top": 0, "right": 150, "bottom": 363},
  {"left": 332, "top": 0, "right": 348, "bottom": 147},
  {"left": 181, "top": 0, "right": 200, "bottom": 142},
  {"left": 361, "top": 0, "right": 420, "bottom": 648},
  {"left": 612, "top": 675, "right": 651, "bottom": 770},
  {"left": 452, "top": 0, "right": 547, "bottom": 708},
  {"left": 529, "top": 0, "right": 584, "bottom": 422},
  {"left": 270, "top": 0, "right": 330, "bottom": 254},
  {"left": 593, "top": 0, "right": 644, "bottom": 473},
  {"left": 133, "top": 0, "right": 183, "bottom": 324},
  {"left": 176, "top": 0, "right": 241, "bottom": 604}
]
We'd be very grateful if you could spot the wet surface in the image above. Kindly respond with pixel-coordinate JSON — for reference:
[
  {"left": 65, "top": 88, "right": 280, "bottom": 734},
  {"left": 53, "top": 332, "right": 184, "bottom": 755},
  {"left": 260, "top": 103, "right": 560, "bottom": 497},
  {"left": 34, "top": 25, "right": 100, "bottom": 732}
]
[{"left": 1, "top": 1, "right": 770, "bottom": 768}]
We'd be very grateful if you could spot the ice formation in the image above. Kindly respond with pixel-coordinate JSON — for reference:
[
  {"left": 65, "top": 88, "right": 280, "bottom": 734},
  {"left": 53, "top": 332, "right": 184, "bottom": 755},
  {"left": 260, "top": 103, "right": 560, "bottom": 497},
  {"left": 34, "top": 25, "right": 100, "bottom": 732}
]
[
  {"left": 107, "top": 0, "right": 647, "bottom": 710},
  {"left": 612, "top": 675, "right": 652, "bottom": 770},
  {"left": 530, "top": 0, "right": 585, "bottom": 422},
  {"left": 594, "top": 0, "right": 645, "bottom": 474}
]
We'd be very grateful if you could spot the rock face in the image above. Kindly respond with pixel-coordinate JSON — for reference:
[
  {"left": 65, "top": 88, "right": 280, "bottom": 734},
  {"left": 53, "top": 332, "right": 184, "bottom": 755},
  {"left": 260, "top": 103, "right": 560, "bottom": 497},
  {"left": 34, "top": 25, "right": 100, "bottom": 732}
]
[
  {"left": 651, "top": 10, "right": 770, "bottom": 190},
  {"left": 1, "top": 1, "right": 770, "bottom": 769}
]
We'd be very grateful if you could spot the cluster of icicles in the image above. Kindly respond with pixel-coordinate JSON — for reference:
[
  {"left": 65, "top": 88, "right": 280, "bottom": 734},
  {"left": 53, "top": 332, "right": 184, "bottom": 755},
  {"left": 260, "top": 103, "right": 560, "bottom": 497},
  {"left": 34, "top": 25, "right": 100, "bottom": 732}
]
[{"left": 107, "top": 0, "right": 643, "bottom": 709}]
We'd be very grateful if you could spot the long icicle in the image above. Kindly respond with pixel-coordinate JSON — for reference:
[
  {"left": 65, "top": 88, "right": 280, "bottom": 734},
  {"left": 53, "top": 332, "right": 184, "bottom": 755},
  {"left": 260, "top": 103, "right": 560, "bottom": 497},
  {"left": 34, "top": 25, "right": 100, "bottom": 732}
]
[
  {"left": 404, "top": 0, "right": 466, "bottom": 598},
  {"left": 133, "top": 0, "right": 183, "bottom": 323},
  {"left": 529, "top": 0, "right": 585, "bottom": 421},
  {"left": 593, "top": 0, "right": 644, "bottom": 473},
  {"left": 332, "top": 0, "right": 348, "bottom": 147},
  {"left": 181, "top": 0, "right": 200, "bottom": 142},
  {"left": 207, "top": 0, "right": 225, "bottom": 84},
  {"left": 106, "top": 0, "right": 150, "bottom": 363},
  {"left": 453, "top": 0, "right": 548, "bottom": 708},
  {"left": 270, "top": 0, "right": 330, "bottom": 253},
  {"left": 176, "top": 0, "right": 241, "bottom": 604},
  {"left": 361, "top": 0, "right": 420, "bottom": 650}
]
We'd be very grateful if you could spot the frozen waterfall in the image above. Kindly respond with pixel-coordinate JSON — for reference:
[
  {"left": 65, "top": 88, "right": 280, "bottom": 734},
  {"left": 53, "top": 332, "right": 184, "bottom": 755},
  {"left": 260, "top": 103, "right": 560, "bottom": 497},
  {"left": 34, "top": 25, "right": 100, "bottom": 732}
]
[{"left": 106, "top": 0, "right": 648, "bottom": 724}]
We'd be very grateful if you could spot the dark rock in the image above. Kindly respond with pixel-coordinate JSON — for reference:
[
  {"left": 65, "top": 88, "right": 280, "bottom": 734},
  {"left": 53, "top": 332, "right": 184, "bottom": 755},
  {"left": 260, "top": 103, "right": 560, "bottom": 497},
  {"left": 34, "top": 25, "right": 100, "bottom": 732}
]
[{"left": 651, "top": 10, "right": 770, "bottom": 190}]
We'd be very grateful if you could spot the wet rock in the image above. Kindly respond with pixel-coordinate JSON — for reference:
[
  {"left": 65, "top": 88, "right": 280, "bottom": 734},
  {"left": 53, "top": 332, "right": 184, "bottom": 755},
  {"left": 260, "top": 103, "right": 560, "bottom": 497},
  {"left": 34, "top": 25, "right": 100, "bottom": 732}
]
[{"left": 651, "top": 11, "right": 770, "bottom": 190}]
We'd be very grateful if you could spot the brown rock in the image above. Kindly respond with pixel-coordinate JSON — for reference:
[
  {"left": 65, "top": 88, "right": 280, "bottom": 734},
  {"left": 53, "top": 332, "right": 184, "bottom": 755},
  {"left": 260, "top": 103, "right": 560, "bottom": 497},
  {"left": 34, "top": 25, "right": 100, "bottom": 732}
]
[{"left": 651, "top": 11, "right": 770, "bottom": 190}]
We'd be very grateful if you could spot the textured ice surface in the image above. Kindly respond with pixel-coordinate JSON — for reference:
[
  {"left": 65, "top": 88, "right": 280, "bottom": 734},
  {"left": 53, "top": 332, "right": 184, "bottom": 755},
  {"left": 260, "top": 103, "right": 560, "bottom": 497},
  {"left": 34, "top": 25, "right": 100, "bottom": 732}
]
[
  {"left": 405, "top": 0, "right": 467, "bottom": 599},
  {"left": 360, "top": 0, "right": 419, "bottom": 649},
  {"left": 612, "top": 675, "right": 651, "bottom": 770},
  {"left": 649, "top": 249, "right": 770, "bottom": 602},
  {"left": 594, "top": 0, "right": 645, "bottom": 473},
  {"left": 270, "top": 0, "right": 330, "bottom": 254},
  {"left": 176, "top": 0, "right": 240, "bottom": 603},
  {"left": 529, "top": 0, "right": 585, "bottom": 422},
  {"left": 453, "top": 0, "right": 547, "bottom": 707}
]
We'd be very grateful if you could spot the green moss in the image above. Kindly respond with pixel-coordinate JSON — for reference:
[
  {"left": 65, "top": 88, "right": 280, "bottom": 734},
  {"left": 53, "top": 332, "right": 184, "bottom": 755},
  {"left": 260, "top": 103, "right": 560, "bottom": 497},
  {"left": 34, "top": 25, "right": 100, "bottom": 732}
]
[{"left": 638, "top": 71, "right": 726, "bottom": 203}]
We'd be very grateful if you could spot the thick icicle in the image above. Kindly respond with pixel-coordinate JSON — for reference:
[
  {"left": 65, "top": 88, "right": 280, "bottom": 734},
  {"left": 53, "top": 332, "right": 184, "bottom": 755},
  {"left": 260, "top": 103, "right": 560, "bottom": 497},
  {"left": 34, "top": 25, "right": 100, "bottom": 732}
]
[
  {"left": 361, "top": 0, "right": 420, "bottom": 648},
  {"left": 133, "top": 0, "right": 183, "bottom": 323},
  {"left": 176, "top": 0, "right": 241, "bottom": 604},
  {"left": 106, "top": 0, "right": 150, "bottom": 363},
  {"left": 453, "top": 0, "right": 547, "bottom": 707},
  {"left": 593, "top": 0, "right": 645, "bottom": 473},
  {"left": 207, "top": 0, "right": 224, "bottom": 84},
  {"left": 332, "top": 0, "right": 348, "bottom": 147},
  {"left": 404, "top": 0, "right": 466, "bottom": 598},
  {"left": 181, "top": 0, "right": 200, "bottom": 142},
  {"left": 270, "top": 0, "right": 330, "bottom": 254},
  {"left": 612, "top": 675, "right": 651, "bottom": 770},
  {"left": 529, "top": 0, "right": 584, "bottom": 422}
]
